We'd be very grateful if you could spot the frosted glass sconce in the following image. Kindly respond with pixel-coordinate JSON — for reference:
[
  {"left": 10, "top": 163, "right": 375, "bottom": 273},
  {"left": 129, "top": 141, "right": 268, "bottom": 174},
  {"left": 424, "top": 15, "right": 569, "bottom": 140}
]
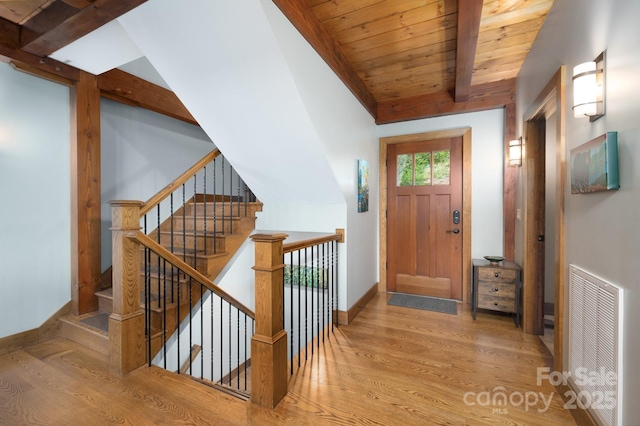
[
  {"left": 572, "top": 51, "right": 605, "bottom": 121},
  {"left": 509, "top": 137, "right": 522, "bottom": 167}
]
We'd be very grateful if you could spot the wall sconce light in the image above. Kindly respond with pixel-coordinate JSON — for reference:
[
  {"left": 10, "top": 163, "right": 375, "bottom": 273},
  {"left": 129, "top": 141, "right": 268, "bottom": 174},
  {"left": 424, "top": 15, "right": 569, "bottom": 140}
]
[
  {"left": 572, "top": 51, "right": 605, "bottom": 121},
  {"left": 509, "top": 137, "right": 523, "bottom": 167}
]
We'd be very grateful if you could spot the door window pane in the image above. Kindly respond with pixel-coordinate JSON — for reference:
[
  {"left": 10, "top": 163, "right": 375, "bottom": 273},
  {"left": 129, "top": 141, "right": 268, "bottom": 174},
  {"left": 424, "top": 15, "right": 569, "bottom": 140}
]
[
  {"left": 397, "top": 154, "right": 413, "bottom": 186},
  {"left": 433, "top": 150, "right": 450, "bottom": 185},
  {"left": 415, "top": 152, "right": 431, "bottom": 186}
]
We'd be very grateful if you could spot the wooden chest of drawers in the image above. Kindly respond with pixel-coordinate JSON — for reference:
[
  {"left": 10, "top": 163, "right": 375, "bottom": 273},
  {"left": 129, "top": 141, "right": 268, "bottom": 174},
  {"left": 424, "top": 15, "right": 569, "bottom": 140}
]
[{"left": 471, "top": 259, "right": 521, "bottom": 327}]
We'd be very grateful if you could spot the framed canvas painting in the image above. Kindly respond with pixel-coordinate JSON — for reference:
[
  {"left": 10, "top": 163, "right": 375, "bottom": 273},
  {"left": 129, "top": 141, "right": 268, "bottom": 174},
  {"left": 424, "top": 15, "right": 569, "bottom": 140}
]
[
  {"left": 358, "top": 159, "right": 369, "bottom": 212},
  {"left": 570, "top": 132, "right": 619, "bottom": 194}
]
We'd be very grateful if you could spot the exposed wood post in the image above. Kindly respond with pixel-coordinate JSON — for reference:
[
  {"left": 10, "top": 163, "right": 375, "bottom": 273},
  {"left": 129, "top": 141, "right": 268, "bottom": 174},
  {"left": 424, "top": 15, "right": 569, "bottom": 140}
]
[
  {"left": 108, "top": 200, "right": 145, "bottom": 375},
  {"left": 504, "top": 103, "right": 517, "bottom": 261},
  {"left": 70, "top": 71, "right": 101, "bottom": 315},
  {"left": 250, "top": 233, "right": 289, "bottom": 408}
]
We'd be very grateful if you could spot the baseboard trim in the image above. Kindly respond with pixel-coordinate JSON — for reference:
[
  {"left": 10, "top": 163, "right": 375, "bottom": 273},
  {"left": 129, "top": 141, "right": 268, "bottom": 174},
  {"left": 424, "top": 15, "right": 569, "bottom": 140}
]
[
  {"left": 554, "top": 382, "right": 598, "bottom": 426},
  {"left": 337, "top": 282, "right": 378, "bottom": 326},
  {"left": 0, "top": 301, "right": 72, "bottom": 356}
]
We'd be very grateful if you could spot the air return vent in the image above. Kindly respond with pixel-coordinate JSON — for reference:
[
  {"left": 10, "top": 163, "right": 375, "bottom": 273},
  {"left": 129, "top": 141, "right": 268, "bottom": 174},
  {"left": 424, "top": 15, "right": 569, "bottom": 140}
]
[{"left": 569, "top": 265, "right": 623, "bottom": 426}]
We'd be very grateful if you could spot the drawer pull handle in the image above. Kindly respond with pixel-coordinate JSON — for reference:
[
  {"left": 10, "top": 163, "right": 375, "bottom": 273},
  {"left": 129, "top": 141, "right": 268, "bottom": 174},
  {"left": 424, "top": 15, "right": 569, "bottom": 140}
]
[
  {"left": 494, "top": 288, "right": 499, "bottom": 292},
  {"left": 494, "top": 302, "right": 499, "bottom": 306},
  {"left": 494, "top": 272, "right": 499, "bottom": 278}
]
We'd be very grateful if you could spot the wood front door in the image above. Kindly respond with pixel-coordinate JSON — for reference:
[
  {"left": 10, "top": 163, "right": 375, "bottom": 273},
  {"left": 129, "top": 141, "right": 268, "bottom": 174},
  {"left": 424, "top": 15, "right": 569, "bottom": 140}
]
[{"left": 387, "top": 137, "right": 463, "bottom": 300}]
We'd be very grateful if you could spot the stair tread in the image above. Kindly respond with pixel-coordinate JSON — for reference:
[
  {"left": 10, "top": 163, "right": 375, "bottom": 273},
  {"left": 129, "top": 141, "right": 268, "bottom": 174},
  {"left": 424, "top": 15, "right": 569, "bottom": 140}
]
[
  {"left": 157, "top": 229, "right": 233, "bottom": 238},
  {"left": 60, "top": 312, "right": 109, "bottom": 336},
  {"left": 142, "top": 246, "right": 230, "bottom": 260}
]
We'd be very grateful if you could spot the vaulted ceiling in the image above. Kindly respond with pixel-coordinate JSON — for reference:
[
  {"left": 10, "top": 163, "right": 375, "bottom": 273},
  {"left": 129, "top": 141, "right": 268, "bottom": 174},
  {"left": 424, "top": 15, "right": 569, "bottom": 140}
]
[{"left": 0, "top": 0, "right": 554, "bottom": 124}]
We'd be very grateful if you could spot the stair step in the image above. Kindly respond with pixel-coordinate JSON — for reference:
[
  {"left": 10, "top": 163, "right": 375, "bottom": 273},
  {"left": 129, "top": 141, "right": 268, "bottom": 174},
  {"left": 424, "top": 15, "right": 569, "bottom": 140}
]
[
  {"left": 157, "top": 230, "right": 227, "bottom": 252},
  {"left": 185, "top": 201, "right": 262, "bottom": 218},
  {"left": 59, "top": 312, "right": 109, "bottom": 356},
  {"left": 165, "top": 216, "right": 255, "bottom": 234}
]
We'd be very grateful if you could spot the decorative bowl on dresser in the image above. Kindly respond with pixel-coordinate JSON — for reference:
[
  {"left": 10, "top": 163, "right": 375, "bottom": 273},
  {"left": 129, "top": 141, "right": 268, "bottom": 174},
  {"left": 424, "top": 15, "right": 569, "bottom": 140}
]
[{"left": 471, "top": 258, "right": 522, "bottom": 327}]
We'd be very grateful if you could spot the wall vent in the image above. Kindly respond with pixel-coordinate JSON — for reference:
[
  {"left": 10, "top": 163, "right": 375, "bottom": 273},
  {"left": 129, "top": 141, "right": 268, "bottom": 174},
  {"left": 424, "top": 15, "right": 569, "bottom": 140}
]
[{"left": 569, "top": 264, "right": 623, "bottom": 426}]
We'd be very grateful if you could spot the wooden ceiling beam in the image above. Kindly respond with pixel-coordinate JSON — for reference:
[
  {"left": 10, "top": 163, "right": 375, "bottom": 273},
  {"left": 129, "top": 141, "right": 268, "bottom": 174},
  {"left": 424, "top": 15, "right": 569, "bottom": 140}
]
[
  {"left": 97, "top": 69, "right": 198, "bottom": 126},
  {"left": 454, "top": 0, "right": 483, "bottom": 103},
  {"left": 376, "top": 78, "right": 515, "bottom": 124},
  {"left": 21, "top": 0, "right": 147, "bottom": 57},
  {"left": 0, "top": 17, "right": 80, "bottom": 82},
  {"left": 271, "top": 0, "right": 377, "bottom": 119}
]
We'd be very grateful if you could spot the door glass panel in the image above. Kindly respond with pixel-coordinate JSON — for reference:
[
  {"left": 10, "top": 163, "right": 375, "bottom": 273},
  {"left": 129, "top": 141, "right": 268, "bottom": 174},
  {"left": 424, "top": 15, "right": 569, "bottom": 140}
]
[
  {"left": 433, "top": 150, "right": 450, "bottom": 185},
  {"left": 415, "top": 152, "right": 431, "bottom": 186},
  {"left": 397, "top": 154, "right": 413, "bottom": 186}
]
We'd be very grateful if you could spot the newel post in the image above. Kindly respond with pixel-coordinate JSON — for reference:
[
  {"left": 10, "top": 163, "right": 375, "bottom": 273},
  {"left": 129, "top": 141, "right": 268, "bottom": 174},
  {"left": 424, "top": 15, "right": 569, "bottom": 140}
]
[
  {"left": 108, "top": 200, "right": 145, "bottom": 375},
  {"left": 250, "top": 233, "right": 289, "bottom": 408}
]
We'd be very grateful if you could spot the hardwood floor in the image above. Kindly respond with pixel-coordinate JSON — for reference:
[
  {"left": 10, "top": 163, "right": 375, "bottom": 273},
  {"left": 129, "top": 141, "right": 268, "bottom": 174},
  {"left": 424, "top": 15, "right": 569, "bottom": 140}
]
[{"left": 0, "top": 293, "right": 576, "bottom": 425}]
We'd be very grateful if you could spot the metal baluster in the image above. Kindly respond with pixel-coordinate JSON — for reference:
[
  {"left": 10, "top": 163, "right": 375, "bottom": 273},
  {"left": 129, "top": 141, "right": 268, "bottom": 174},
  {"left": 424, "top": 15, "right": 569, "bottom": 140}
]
[
  {"left": 189, "top": 275, "right": 193, "bottom": 376},
  {"left": 236, "top": 309, "right": 240, "bottom": 389},
  {"left": 176, "top": 267, "right": 181, "bottom": 374},
  {"left": 236, "top": 169, "right": 240, "bottom": 219},
  {"left": 194, "top": 176, "right": 198, "bottom": 268},
  {"left": 144, "top": 215, "right": 150, "bottom": 366},
  {"left": 297, "top": 249, "right": 301, "bottom": 368},
  {"left": 289, "top": 253, "right": 293, "bottom": 374},
  {"left": 228, "top": 306, "right": 232, "bottom": 386},
  {"left": 329, "top": 241, "right": 337, "bottom": 333},
  {"left": 213, "top": 159, "right": 217, "bottom": 254},
  {"left": 311, "top": 246, "right": 315, "bottom": 355},
  {"left": 244, "top": 315, "right": 248, "bottom": 391},
  {"left": 228, "top": 165, "right": 231, "bottom": 234},
  {"left": 157, "top": 205, "right": 161, "bottom": 308},
  {"left": 322, "top": 242, "right": 326, "bottom": 342},
  {"left": 182, "top": 184, "right": 186, "bottom": 265},
  {"left": 219, "top": 297, "right": 223, "bottom": 385},
  {"left": 221, "top": 157, "right": 225, "bottom": 235},
  {"left": 244, "top": 183, "right": 248, "bottom": 217},
  {"left": 334, "top": 240, "right": 338, "bottom": 333},
  {"left": 200, "top": 284, "right": 204, "bottom": 378},
  {"left": 203, "top": 166, "right": 207, "bottom": 256},
  {"left": 170, "top": 193, "right": 175, "bottom": 304},
  {"left": 304, "top": 247, "right": 308, "bottom": 361},
  {"left": 210, "top": 290, "right": 214, "bottom": 382}
]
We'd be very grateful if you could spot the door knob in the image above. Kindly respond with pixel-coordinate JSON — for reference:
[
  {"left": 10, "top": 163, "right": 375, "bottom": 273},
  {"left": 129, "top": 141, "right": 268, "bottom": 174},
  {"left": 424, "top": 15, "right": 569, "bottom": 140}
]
[{"left": 446, "top": 228, "right": 460, "bottom": 234}]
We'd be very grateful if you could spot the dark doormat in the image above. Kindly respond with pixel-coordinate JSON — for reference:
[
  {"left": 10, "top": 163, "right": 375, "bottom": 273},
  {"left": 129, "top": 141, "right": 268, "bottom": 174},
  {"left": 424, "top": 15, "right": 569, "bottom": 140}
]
[{"left": 388, "top": 293, "right": 457, "bottom": 315}]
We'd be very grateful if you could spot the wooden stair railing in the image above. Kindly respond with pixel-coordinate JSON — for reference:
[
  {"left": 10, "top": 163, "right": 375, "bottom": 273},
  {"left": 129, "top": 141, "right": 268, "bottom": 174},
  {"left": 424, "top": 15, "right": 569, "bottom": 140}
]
[
  {"left": 108, "top": 148, "right": 260, "bottom": 378},
  {"left": 249, "top": 230, "right": 343, "bottom": 408},
  {"left": 109, "top": 201, "right": 255, "bottom": 384},
  {"left": 140, "top": 149, "right": 220, "bottom": 217}
]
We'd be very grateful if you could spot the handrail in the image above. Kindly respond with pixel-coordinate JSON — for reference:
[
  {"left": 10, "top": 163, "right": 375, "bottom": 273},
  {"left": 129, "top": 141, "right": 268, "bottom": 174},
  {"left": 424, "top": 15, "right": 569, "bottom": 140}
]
[
  {"left": 283, "top": 230, "right": 344, "bottom": 254},
  {"left": 134, "top": 231, "right": 255, "bottom": 319},
  {"left": 140, "top": 148, "right": 221, "bottom": 216}
]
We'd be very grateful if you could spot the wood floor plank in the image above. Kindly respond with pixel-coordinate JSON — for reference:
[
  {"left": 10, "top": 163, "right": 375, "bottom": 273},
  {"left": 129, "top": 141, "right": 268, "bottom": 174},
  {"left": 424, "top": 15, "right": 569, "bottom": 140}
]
[{"left": 0, "top": 293, "right": 576, "bottom": 425}]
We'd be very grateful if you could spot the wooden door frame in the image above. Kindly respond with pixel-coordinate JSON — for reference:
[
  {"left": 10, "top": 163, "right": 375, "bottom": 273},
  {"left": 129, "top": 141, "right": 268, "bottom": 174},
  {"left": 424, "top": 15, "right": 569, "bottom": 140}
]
[
  {"left": 522, "top": 67, "right": 566, "bottom": 373},
  {"left": 379, "top": 128, "right": 472, "bottom": 302}
]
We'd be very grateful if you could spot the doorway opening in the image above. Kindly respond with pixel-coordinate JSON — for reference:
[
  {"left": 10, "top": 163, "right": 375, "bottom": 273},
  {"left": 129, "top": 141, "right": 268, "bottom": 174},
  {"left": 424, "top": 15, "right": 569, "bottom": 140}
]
[{"left": 522, "top": 67, "right": 566, "bottom": 374}]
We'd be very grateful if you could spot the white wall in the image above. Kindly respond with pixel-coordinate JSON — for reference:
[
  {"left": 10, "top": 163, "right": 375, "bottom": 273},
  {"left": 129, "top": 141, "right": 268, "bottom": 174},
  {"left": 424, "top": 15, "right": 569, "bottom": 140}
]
[
  {"left": 516, "top": 0, "right": 640, "bottom": 422},
  {"left": 100, "top": 98, "right": 213, "bottom": 270},
  {"left": 261, "top": 0, "right": 378, "bottom": 309},
  {"left": 0, "top": 63, "right": 71, "bottom": 338},
  {"left": 378, "top": 109, "right": 506, "bottom": 260}
]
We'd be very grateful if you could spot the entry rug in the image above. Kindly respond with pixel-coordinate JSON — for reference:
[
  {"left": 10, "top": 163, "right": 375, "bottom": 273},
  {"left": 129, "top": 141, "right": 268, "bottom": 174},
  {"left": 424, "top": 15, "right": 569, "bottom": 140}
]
[{"left": 388, "top": 293, "right": 457, "bottom": 315}]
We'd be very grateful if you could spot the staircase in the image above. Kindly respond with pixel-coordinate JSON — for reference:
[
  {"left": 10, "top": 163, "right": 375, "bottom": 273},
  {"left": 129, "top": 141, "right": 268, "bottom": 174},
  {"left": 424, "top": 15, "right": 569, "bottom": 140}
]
[{"left": 59, "top": 196, "right": 262, "bottom": 359}]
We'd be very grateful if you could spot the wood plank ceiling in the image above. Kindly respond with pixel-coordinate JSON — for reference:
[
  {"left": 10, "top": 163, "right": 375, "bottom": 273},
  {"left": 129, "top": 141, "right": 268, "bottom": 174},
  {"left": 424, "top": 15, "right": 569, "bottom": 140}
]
[{"left": 0, "top": 0, "right": 554, "bottom": 123}]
